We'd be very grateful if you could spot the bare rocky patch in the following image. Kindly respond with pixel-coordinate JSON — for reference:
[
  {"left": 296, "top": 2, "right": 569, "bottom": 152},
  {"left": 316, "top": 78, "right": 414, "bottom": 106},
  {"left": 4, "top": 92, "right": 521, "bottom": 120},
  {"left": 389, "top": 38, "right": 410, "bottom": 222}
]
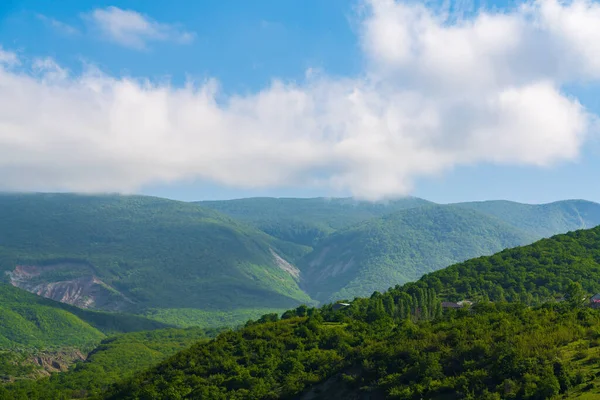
[
  {"left": 270, "top": 249, "right": 300, "bottom": 280},
  {"left": 7, "top": 263, "right": 133, "bottom": 311}
]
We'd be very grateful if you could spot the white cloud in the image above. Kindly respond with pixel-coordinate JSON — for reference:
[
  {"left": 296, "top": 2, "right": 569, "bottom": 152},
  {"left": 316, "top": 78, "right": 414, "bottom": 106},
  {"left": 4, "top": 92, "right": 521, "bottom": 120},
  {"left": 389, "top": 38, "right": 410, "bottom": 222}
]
[
  {"left": 37, "top": 14, "right": 79, "bottom": 36},
  {"left": 0, "top": 47, "right": 19, "bottom": 66},
  {"left": 84, "top": 6, "right": 195, "bottom": 49},
  {"left": 0, "top": 0, "right": 599, "bottom": 200}
]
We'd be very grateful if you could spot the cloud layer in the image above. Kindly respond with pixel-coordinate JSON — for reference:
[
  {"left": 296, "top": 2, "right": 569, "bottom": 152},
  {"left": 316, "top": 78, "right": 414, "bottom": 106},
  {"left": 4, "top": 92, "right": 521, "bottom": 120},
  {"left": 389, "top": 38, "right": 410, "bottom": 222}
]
[{"left": 1, "top": 0, "right": 599, "bottom": 200}]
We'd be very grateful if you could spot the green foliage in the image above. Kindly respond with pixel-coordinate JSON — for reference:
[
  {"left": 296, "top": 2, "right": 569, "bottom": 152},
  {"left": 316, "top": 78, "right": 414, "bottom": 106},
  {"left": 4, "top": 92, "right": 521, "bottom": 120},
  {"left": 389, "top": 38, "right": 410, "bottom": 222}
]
[
  {"left": 200, "top": 196, "right": 432, "bottom": 246},
  {"left": 0, "top": 283, "right": 169, "bottom": 352},
  {"left": 8, "top": 224, "right": 600, "bottom": 398},
  {"left": 0, "top": 193, "right": 312, "bottom": 315},
  {"left": 104, "top": 225, "right": 600, "bottom": 400},
  {"left": 143, "top": 307, "right": 289, "bottom": 329},
  {"left": 407, "top": 226, "right": 600, "bottom": 303},
  {"left": 301, "top": 205, "right": 537, "bottom": 302},
  {"left": 3, "top": 327, "right": 218, "bottom": 399},
  {"left": 455, "top": 199, "right": 600, "bottom": 238},
  {"left": 106, "top": 303, "right": 600, "bottom": 400}
]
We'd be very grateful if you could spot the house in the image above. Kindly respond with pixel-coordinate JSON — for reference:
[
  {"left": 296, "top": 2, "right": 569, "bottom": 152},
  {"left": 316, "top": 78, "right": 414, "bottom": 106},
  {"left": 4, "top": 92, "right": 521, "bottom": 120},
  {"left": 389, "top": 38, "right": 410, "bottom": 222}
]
[
  {"left": 332, "top": 302, "right": 350, "bottom": 311},
  {"left": 441, "top": 301, "right": 462, "bottom": 309},
  {"left": 457, "top": 300, "right": 473, "bottom": 307},
  {"left": 589, "top": 294, "right": 600, "bottom": 308}
]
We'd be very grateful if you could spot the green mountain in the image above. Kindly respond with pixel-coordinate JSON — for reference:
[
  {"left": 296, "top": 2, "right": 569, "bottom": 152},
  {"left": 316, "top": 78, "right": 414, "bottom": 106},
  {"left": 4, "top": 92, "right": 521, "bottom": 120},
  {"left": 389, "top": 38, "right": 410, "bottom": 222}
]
[
  {"left": 0, "top": 282, "right": 168, "bottom": 351},
  {"left": 408, "top": 224, "right": 600, "bottom": 303},
  {"left": 454, "top": 199, "right": 600, "bottom": 237},
  {"left": 300, "top": 205, "right": 536, "bottom": 302},
  {"left": 0, "top": 281, "right": 171, "bottom": 383},
  {"left": 4, "top": 326, "right": 217, "bottom": 399},
  {"left": 0, "top": 193, "right": 312, "bottom": 323},
  {"left": 200, "top": 197, "right": 600, "bottom": 303},
  {"left": 104, "top": 226, "right": 600, "bottom": 400},
  {"left": 199, "top": 196, "right": 432, "bottom": 246}
]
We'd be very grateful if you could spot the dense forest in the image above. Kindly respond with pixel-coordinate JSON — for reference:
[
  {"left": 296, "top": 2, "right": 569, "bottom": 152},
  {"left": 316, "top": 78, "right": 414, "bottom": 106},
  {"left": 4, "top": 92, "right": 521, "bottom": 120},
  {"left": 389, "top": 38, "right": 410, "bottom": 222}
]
[
  {"left": 1, "top": 193, "right": 599, "bottom": 330},
  {"left": 2, "top": 326, "right": 219, "bottom": 399},
  {"left": 299, "top": 205, "right": 535, "bottom": 302},
  {"left": 0, "top": 194, "right": 312, "bottom": 322},
  {"left": 3, "top": 225, "right": 600, "bottom": 398}
]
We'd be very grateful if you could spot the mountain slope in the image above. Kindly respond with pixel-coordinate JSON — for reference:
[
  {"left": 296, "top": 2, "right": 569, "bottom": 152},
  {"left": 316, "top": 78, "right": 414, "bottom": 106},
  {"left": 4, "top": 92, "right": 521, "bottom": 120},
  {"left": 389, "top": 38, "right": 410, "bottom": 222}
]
[
  {"left": 454, "top": 199, "right": 600, "bottom": 237},
  {"left": 0, "top": 193, "right": 312, "bottom": 318},
  {"left": 4, "top": 326, "right": 217, "bottom": 398},
  {"left": 300, "top": 205, "right": 535, "bottom": 302},
  {"left": 0, "top": 282, "right": 169, "bottom": 350},
  {"left": 199, "top": 196, "right": 433, "bottom": 246},
  {"left": 105, "top": 226, "right": 600, "bottom": 400},
  {"left": 408, "top": 224, "right": 600, "bottom": 302}
]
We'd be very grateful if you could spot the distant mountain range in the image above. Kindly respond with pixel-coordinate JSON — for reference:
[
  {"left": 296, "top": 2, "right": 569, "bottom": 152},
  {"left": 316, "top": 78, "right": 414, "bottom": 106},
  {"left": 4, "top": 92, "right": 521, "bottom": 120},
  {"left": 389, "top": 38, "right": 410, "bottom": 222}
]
[
  {"left": 102, "top": 225, "right": 600, "bottom": 400},
  {"left": 202, "top": 196, "right": 600, "bottom": 302},
  {"left": 0, "top": 193, "right": 599, "bottom": 330},
  {"left": 3, "top": 194, "right": 600, "bottom": 398}
]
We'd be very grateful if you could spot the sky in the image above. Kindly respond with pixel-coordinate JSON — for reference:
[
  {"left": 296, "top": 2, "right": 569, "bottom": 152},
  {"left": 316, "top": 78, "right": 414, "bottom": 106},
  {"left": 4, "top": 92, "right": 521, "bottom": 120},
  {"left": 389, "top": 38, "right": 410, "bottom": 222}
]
[{"left": 1, "top": 0, "right": 600, "bottom": 204}]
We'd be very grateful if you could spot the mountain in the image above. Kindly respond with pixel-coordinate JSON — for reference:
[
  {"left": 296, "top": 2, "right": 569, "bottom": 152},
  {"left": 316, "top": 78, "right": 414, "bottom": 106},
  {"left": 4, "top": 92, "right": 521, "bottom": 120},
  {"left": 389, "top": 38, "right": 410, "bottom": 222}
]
[
  {"left": 200, "top": 197, "right": 600, "bottom": 303},
  {"left": 3, "top": 326, "right": 217, "bottom": 398},
  {"left": 199, "top": 196, "right": 433, "bottom": 246},
  {"left": 409, "top": 224, "right": 600, "bottom": 303},
  {"left": 454, "top": 199, "right": 600, "bottom": 237},
  {"left": 0, "top": 282, "right": 168, "bottom": 351},
  {"left": 0, "top": 193, "right": 312, "bottom": 324},
  {"left": 104, "top": 225, "right": 600, "bottom": 400},
  {"left": 3, "top": 193, "right": 600, "bottom": 327},
  {"left": 300, "top": 205, "right": 536, "bottom": 302},
  {"left": 0, "top": 281, "right": 171, "bottom": 383}
]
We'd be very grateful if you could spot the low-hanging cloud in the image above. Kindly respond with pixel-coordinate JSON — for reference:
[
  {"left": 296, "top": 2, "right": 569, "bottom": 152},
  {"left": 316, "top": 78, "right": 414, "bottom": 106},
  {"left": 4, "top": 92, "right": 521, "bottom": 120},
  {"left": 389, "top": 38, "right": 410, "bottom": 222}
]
[{"left": 0, "top": 0, "right": 599, "bottom": 200}]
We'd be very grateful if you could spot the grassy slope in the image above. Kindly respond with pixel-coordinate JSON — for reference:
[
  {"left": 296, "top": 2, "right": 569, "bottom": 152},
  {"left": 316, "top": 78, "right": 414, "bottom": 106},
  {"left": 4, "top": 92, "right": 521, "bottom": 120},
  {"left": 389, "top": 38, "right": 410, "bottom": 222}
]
[
  {"left": 300, "top": 205, "right": 535, "bottom": 302},
  {"left": 0, "top": 193, "right": 312, "bottom": 315},
  {"left": 0, "top": 283, "right": 169, "bottom": 351},
  {"left": 199, "top": 196, "right": 433, "bottom": 246},
  {"left": 3, "top": 327, "right": 217, "bottom": 399},
  {"left": 454, "top": 199, "right": 600, "bottom": 237}
]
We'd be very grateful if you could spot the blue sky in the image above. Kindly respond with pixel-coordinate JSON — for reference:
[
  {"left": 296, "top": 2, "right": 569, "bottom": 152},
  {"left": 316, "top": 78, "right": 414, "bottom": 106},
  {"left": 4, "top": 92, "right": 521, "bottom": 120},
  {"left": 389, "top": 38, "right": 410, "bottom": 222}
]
[{"left": 0, "top": 0, "right": 599, "bottom": 204}]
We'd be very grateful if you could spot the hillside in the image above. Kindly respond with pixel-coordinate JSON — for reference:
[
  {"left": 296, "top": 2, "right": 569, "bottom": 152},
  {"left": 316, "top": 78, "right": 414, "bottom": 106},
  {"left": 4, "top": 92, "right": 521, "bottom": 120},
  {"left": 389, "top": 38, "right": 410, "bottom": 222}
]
[
  {"left": 3, "top": 326, "right": 217, "bottom": 399},
  {"left": 406, "top": 225, "right": 600, "bottom": 303},
  {"left": 104, "top": 225, "right": 600, "bottom": 400},
  {"left": 199, "top": 197, "right": 432, "bottom": 246},
  {"left": 0, "top": 194, "right": 313, "bottom": 323},
  {"left": 300, "top": 205, "right": 536, "bottom": 302},
  {"left": 0, "top": 283, "right": 168, "bottom": 351},
  {"left": 455, "top": 199, "right": 600, "bottom": 238},
  {"left": 0, "top": 282, "right": 172, "bottom": 384}
]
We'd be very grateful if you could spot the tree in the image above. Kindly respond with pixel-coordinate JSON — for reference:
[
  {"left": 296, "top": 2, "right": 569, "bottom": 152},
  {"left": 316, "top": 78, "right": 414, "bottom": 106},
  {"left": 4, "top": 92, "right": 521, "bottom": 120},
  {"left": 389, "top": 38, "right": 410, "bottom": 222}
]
[{"left": 566, "top": 282, "right": 586, "bottom": 307}]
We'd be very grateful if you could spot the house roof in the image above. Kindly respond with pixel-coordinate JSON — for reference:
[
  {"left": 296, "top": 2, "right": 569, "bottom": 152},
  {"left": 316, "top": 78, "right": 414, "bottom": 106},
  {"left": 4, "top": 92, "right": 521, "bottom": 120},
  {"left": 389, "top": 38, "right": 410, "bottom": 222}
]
[{"left": 441, "top": 302, "right": 461, "bottom": 308}]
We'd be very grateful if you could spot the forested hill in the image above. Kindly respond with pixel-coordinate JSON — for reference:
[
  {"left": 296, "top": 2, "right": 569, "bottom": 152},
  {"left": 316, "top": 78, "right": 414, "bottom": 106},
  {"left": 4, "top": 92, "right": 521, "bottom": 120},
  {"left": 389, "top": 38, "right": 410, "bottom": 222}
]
[
  {"left": 300, "top": 205, "right": 536, "bottom": 302},
  {"left": 199, "top": 196, "right": 433, "bottom": 246},
  {"left": 103, "top": 225, "right": 600, "bottom": 400},
  {"left": 407, "top": 224, "right": 600, "bottom": 303},
  {"left": 0, "top": 193, "right": 312, "bottom": 320},
  {"left": 0, "top": 282, "right": 169, "bottom": 350},
  {"left": 454, "top": 199, "right": 600, "bottom": 238}
]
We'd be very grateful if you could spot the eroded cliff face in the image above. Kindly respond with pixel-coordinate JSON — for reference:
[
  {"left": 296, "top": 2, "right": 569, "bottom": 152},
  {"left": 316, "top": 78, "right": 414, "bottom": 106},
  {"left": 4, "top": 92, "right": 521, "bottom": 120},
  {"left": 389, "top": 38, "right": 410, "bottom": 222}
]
[
  {"left": 29, "top": 349, "right": 87, "bottom": 376},
  {"left": 7, "top": 263, "right": 133, "bottom": 311}
]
